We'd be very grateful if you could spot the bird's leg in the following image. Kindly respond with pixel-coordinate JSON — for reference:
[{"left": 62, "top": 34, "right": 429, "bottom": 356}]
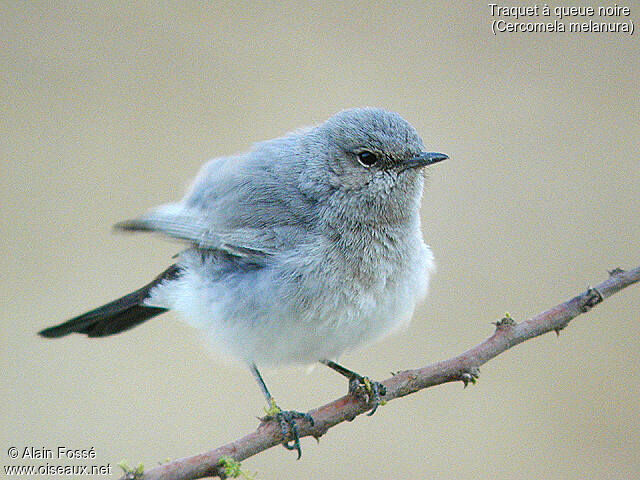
[
  {"left": 250, "top": 364, "right": 314, "bottom": 459},
  {"left": 320, "top": 360, "right": 387, "bottom": 415}
]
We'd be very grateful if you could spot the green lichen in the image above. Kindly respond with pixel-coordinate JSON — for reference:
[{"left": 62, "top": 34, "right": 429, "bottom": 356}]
[
  {"left": 263, "top": 397, "right": 282, "bottom": 417},
  {"left": 218, "top": 456, "right": 257, "bottom": 480},
  {"left": 117, "top": 460, "right": 144, "bottom": 479}
]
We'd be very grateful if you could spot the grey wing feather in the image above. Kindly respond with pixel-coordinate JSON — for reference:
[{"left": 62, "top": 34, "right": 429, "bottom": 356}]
[
  {"left": 114, "top": 133, "right": 319, "bottom": 259},
  {"left": 114, "top": 206, "right": 281, "bottom": 258}
]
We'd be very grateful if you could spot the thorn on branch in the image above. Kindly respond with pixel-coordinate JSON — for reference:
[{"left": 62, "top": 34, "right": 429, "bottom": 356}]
[
  {"left": 608, "top": 267, "right": 625, "bottom": 276},
  {"left": 580, "top": 286, "right": 604, "bottom": 313}
]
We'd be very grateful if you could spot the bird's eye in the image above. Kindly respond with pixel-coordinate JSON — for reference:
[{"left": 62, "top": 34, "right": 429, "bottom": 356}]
[{"left": 356, "top": 151, "right": 378, "bottom": 168}]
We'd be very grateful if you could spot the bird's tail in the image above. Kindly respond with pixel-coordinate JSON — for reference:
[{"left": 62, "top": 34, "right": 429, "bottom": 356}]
[{"left": 38, "top": 264, "right": 181, "bottom": 338}]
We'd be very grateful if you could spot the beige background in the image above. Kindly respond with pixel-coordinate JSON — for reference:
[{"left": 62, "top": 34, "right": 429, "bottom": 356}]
[{"left": 2, "top": 2, "right": 639, "bottom": 479}]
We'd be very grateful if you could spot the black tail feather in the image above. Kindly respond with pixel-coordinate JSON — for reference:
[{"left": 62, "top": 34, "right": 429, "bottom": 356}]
[{"left": 39, "top": 264, "right": 181, "bottom": 338}]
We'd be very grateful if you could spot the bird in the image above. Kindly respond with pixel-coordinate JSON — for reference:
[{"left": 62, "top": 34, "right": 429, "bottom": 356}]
[{"left": 39, "top": 107, "right": 448, "bottom": 456}]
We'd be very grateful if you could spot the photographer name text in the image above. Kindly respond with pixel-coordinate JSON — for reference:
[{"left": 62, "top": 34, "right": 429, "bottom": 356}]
[{"left": 12, "top": 446, "right": 96, "bottom": 460}]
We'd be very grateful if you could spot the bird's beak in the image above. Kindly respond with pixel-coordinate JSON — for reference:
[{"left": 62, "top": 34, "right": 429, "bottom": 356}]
[{"left": 403, "top": 152, "right": 449, "bottom": 170}]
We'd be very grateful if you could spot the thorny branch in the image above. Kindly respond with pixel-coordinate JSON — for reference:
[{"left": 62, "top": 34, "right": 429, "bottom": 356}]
[{"left": 122, "top": 266, "right": 640, "bottom": 480}]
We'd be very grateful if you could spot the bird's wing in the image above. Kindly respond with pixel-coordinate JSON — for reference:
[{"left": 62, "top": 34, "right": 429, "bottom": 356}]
[
  {"left": 115, "top": 136, "right": 319, "bottom": 260},
  {"left": 115, "top": 204, "right": 285, "bottom": 259}
]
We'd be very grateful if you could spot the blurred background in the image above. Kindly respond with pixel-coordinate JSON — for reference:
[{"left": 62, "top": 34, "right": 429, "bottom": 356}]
[{"left": 2, "top": 2, "right": 638, "bottom": 479}]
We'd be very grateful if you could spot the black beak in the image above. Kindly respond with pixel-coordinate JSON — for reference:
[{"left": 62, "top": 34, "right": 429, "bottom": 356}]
[{"left": 403, "top": 152, "right": 449, "bottom": 170}]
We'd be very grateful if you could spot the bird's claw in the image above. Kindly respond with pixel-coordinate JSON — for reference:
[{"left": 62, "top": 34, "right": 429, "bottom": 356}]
[
  {"left": 348, "top": 375, "right": 387, "bottom": 416},
  {"left": 263, "top": 405, "right": 314, "bottom": 459}
]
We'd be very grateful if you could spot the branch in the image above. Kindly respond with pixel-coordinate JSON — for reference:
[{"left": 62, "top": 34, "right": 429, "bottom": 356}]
[{"left": 125, "top": 266, "right": 640, "bottom": 480}]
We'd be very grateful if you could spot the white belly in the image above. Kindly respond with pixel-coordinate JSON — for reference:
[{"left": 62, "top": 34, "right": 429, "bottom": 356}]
[{"left": 148, "top": 240, "right": 434, "bottom": 367}]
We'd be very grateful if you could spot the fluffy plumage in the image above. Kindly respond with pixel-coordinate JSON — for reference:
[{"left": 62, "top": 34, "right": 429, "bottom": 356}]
[{"left": 41, "top": 108, "right": 446, "bottom": 369}]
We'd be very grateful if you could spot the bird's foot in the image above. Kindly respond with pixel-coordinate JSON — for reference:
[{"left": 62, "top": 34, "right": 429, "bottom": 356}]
[
  {"left": 262, "top": 399, "right": 314, "bottom": 459},
  {"left": 348, "top": 375, "right": 387, "bottom": 416}
]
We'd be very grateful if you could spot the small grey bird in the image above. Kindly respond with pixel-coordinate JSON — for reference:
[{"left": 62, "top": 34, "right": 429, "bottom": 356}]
[{"left": 39, "top": 108, "right": 448, "bottom": 456}]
